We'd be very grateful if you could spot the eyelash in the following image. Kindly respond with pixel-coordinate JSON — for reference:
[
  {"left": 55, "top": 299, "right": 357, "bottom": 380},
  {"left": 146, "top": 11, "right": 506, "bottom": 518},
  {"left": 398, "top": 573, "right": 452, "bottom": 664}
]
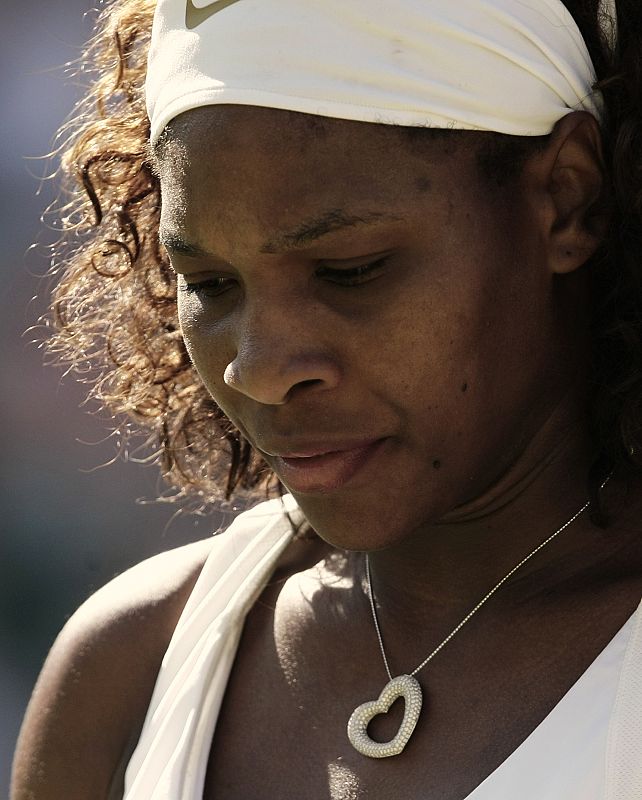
[
  {"left": 316, "top": 256, "right": 389, "bottom": 285},
  {"left": 178, "top": 277, "right": 235, "bottom": 298},
  {"left": 178, "top": 256, "right": 389, "bottom": 298}
]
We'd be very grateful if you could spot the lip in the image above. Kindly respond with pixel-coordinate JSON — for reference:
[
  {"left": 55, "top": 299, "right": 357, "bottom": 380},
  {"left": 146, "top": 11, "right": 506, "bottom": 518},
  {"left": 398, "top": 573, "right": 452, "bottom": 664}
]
[{"left": 269, "top": 438, "right": 387, "bottom": 494}]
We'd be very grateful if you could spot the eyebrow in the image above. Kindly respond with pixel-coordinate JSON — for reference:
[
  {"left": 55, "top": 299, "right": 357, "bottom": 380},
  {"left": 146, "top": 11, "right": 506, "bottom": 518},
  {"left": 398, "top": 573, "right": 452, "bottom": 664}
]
[
  {"left": 259, "top": 209, "right": 404, "bottom": 253},
  {"left": 159, "top": 232, "right": 210, "bottom": 259},
  {"left": 159, "top": 208, "right": 404, "bottom": 258}
]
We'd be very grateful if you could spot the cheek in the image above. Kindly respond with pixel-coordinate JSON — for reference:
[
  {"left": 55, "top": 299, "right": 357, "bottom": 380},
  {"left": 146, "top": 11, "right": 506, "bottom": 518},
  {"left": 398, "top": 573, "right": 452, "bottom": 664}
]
[
  {"left": 177, "top": 293, "right": 203, "bottom": 368},
  {"left": 380, "top": 245, "right": 553, "bottom": 463},
  {"left": 375, "top": 251, "right": 532, "bottom": 389},
  {"left": 177, "top": 293, "right": 234, "bottom": 395}
]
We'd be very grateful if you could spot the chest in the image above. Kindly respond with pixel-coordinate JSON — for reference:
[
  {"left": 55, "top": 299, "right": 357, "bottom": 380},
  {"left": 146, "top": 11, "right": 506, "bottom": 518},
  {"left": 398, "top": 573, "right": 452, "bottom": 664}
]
[{"left": 202, "top": 590, "right": 637, "bottom": 800}]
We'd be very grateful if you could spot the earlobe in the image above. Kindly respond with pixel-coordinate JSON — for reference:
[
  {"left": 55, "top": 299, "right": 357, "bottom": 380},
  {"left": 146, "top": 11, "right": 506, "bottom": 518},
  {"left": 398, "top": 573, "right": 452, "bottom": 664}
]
[{"left": 544, "top": 112, "right": 609, "bottom": 275}]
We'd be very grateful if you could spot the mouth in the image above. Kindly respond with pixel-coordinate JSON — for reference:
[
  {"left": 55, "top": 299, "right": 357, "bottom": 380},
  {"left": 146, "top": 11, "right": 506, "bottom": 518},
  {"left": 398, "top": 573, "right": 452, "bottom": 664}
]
[{"left": 266, "top": 438, "right": 387, "bottom": 494}]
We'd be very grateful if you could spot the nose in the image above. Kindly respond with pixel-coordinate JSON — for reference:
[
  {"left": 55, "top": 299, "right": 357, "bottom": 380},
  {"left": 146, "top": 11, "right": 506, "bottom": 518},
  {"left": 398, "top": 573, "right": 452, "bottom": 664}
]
[{"left": 223, "top": 300, "right": 341, "bottom": 405}]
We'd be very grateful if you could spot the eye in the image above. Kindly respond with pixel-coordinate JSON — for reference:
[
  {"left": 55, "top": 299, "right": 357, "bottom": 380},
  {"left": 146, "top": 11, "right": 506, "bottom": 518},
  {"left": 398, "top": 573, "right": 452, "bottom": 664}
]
[
  {"left": 178, "top": 276, "right": 237, "bottom": 298},
  {"left": 315, "top": 255, "right": 390, "bottom": 286}
]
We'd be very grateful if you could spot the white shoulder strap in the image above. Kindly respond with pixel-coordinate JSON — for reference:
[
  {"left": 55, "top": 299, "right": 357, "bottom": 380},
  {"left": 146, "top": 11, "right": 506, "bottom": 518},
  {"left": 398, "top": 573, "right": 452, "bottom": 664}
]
[
  {"left": 123, "top": 495, "right": 301, "bottom": 800},
  {"left": 605, "top": 598, "right": 642, "bottom": 800}
]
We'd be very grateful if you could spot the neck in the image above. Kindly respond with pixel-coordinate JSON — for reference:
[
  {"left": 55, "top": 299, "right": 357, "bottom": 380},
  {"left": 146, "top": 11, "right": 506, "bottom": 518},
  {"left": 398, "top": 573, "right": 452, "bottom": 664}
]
[{"left": 363, "top": 412, "right": 610, "bottom": 668}]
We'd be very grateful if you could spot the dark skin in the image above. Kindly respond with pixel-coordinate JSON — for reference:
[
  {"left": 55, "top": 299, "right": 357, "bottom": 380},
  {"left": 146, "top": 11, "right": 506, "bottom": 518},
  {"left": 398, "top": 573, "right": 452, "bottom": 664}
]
[{"left": 11, "top": 107, "right": 642, "bottom": 799}]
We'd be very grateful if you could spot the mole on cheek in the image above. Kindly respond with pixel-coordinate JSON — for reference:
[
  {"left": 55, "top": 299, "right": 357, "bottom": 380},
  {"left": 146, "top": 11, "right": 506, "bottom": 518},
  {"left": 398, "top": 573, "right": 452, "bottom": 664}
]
[
  {"left": 433, "top": 460, "right": 441, "bottom": 470},
  {"left": 446, "top": 200, "right": 455, "bottom": 222},
  {"left": 461, "top": 382, "right": 468, "bottom": 392}
]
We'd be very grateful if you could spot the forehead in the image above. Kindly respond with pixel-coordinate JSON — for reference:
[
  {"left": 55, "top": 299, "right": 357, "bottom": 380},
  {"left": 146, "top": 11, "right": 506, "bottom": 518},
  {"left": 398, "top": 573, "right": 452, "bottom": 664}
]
[
  {"left": 152, "top": 106, "right": 483, "bottom": 239},
  {"left": 154, "top": 105, "right": 472, "bottom": 184}
]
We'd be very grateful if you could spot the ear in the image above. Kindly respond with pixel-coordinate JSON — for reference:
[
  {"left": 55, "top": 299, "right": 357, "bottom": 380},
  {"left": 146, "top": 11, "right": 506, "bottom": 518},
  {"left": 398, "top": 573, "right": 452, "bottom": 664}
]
[{"left": 531, "top": 111, "right": 608, "bottom": 275}]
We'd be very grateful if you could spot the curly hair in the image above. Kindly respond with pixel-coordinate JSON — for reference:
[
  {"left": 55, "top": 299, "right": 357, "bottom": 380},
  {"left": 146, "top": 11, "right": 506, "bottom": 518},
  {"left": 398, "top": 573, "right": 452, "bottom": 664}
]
[
  {"left": 44, "top": 0, "right": 642, "bottom": 511},
  {"left": 45, "top": 0, "right": 275, "bottom": 507}
]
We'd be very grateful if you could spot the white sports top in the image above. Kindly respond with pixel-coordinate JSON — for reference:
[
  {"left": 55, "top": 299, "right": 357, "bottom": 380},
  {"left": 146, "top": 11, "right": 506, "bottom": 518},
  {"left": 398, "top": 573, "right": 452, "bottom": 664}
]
[{"left": 123, "top": 496, "right": 642, "bottom": 800}]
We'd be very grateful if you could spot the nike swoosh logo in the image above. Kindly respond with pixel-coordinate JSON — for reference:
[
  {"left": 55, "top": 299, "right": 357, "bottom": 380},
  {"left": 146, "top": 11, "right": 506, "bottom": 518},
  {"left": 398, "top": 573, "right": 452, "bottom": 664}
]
[{"left": 185, "top": 0, "right": 243, "bottom": 30}]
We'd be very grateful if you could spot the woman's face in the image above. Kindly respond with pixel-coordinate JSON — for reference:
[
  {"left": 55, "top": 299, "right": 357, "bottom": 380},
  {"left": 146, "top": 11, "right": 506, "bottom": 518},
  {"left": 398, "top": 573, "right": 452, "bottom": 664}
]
[{"left": 158, "top": 106, "right": 585, "bottom": 550}]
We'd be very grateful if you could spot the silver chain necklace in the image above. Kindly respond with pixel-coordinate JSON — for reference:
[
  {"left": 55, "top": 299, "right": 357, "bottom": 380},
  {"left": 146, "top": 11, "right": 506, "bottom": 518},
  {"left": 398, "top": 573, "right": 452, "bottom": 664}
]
[{"left": 346, "top": 490, "right": 604, "bottom": 758}]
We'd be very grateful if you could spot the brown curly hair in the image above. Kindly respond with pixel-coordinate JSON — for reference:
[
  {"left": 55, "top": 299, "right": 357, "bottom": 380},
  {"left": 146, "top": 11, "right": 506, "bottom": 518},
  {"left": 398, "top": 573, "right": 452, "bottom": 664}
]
[{"left": 44, "top": 0, "right": 642, "bottom": 511}]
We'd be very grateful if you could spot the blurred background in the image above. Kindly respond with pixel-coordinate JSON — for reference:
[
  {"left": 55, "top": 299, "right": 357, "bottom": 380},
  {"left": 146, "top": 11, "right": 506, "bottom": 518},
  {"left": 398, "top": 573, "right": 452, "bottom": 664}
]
[{"left": 1, "top": 2, "right": 226, "bottom": 791}]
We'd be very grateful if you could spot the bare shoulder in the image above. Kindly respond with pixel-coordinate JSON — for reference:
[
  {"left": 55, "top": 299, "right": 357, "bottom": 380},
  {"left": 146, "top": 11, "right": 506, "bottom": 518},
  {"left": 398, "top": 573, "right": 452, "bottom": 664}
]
[{"left": 10, "top": 536, "right": 216, "bottom": 800}]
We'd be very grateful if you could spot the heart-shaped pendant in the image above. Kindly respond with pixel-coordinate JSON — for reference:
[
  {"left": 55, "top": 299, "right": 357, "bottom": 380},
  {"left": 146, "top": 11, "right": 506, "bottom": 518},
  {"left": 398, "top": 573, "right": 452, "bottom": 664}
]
[{"left": 347, "top": 674, "right": 423, "bottom": 758}]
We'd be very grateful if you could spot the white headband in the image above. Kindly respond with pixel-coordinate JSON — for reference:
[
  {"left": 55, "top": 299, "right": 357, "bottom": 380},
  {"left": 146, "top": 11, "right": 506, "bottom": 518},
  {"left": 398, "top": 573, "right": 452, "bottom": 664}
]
[{"left": 146, "top": 0, "right": 614, "bottom": 146}]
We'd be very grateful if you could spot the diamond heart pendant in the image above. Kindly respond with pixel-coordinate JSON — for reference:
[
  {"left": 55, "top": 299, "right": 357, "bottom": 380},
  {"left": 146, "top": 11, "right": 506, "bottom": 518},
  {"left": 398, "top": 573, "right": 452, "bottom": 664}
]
[{"left": 347, "top": 674, "right": 423, "bottom": 758}]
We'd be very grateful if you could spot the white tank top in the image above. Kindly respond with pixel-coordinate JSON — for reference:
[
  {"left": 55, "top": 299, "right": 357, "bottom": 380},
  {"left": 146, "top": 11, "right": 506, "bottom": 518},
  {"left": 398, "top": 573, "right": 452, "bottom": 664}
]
[{"left": 123, "top": 496, "right": 642, "bottom": 800}]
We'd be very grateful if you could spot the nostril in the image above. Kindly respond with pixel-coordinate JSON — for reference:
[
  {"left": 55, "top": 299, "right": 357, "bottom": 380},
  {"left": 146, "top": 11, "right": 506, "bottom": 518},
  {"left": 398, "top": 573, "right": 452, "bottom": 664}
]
[
  {"left": 286, "top": 378, "right": 326, "bottom": 400},
  {"left": 299, "top": 378, "right": 324, "bottom": 388}
]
